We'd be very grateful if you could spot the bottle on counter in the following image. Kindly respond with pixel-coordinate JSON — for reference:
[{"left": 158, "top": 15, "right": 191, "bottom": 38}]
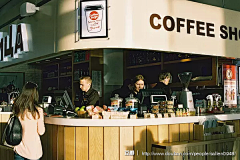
[
  {"left": 125, "top": 94, "right": 139, "bottom": 109},
  {"left": 176, "top": 109, "right": 180, "bottom": 117},
  {"left": 110, "top": 94, "right": 123, "bottom": 108}
]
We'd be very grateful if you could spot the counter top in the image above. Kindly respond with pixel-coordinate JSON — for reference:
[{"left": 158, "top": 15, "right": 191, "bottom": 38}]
[
  {"left": 0, "top": 112, "right": 12, "bottom": 114},
  {"left": 45, "top": 113, "right": 240, "bottom": 126}
]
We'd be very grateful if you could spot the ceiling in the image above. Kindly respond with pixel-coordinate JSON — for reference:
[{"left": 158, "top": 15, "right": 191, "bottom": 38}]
[
  {"left": 0, "top": 0, "right": 20, "bottom": 17},
  {"left": 0, "top": 0, "right": 11, "bottom": 10}
]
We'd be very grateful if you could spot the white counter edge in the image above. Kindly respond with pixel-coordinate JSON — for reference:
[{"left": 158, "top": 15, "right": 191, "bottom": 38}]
[
  {"left": 0, "top": 112, "right": 12, "bottom": 114},
  {"left": 44, "top": 113, "right": 240, "bottom": 126}
]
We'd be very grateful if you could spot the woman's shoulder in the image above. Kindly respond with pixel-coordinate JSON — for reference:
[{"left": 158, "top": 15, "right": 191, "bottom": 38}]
[{"left": 36, "top": 106, "right": 43, "bottom": 112}]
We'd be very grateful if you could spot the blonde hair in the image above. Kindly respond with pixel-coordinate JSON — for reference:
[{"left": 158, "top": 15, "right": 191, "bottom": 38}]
[{"left": 79, "top": 76, "right": 92, "bottom": 84}]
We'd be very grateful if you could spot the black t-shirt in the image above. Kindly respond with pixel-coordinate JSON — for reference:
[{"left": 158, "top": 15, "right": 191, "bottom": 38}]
[
  {"left": 153, "top": 82, "right": 172, "bottom": 100},
  {"left": 111, "top": 87, "right": 131, "bottom": 99},
  {"left": 76, "top": 88, "right": 99, "bottom": 107}
]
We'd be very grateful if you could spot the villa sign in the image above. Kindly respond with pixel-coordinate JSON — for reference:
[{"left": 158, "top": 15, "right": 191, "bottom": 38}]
[{"left": 0, "top": 23, "right": 29, "bottom": 62}]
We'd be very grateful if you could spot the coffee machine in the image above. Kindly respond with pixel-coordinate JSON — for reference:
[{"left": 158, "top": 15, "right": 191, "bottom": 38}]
[{"left": 178, "top": 72, "right": 194, "bottom": 109}]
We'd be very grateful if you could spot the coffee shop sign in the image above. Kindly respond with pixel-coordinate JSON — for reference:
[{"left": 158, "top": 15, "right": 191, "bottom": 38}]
[
  {"left": 0, "top": 23, "right": 29, "bottom": 62},
  {"left": 150, "top": 14, "right": 240, "bottom": 41}
]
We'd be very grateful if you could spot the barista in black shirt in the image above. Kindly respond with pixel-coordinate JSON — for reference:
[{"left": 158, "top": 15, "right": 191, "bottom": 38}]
[
  {"left": 111, "top": 79, "right": 132, "bottom": 99},
  {"left": 153, "top": 71, "right": 172, "bottom": 100},
  {"left": 79, "top": 76, "right": 99, "bottom": 106}
]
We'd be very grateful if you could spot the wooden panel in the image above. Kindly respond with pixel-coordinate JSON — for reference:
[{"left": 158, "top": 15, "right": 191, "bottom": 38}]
[
  {"left": 169, "top": 147, "right": 185, "bottom": 160},
  {"left": 104, "top": 127, "right": 120, "bottom": 160},
  {"left": 57, "top": 126, "right": 64, "bottom": 160},
  {"left": 179, "top": 124, "right": 189, "bottom": 142},
  {"left": 134, "top": 126, "right": 146, "bottom": 160},
  {"left": 76, "top": 127, "right": 88, "bottom": 160},
  {"left": 169, "top": 124, "right": 179, "bottom": 142},
  {"left": 154, "top": 148, "right": 165, "bottom": 160},
  {"left": 189, "top": 123, "right": 194, "bottom": 141},
  {"left": 206, "top": 143, "right": 217, "bottom": 160},
  {"left": 194, "top": 124, "right": 204, "bottom": 141},
  {"left": 7, "top": 148, "right": 14, "bottom": 160},
  {"left": 41, "top": 124, "right": 48, "bottom": 160},
  {"left": 158, "top": 125, "right": 169, "bottom": 143},
  {"left": 1, "top": 114, "right": 10, "bottom": 133},
  {"left": 52, "top": 125, "right": 58, "bottom": 160},
  {"left": 120, "top": 127, "right": 134, "bottom": 160},
  {"left": 238, "top": 120, "right": 240, "bottom": 135},
  {"left": 64, "top": 127, "right": 75, "bottom": 160},
  {"left": 46, "top": 124, "right": 53, "bottom": 160},
  {"left": 197, "top": 144, "right": 205, "bottom": 160},
  {"left": 233, "top": 120, "right": 240, "bottom": 134},
  {"left": 89, "top": 127, "right": 103, "bottom": 160},
  {"left": 0, "top": 145, "right": 14, "bottom": 160},
  {"left": 225, "top": 141, "right": 234, "bottom": 160},
  {"left": 147, "top": 125, "right": 158, "bottom": 160}
]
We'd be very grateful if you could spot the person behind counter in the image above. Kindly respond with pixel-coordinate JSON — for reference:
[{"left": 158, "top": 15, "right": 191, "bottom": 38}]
[
  {"left": 79, "top": 76, "right": 99, "bottom": 107},
  {"left": 131, "top": 75, "right": 145, "bottom": 100},
  {"left": 153, "top": 71, "right": 172, "bottom": 99},
  {"left": 111, "top": 78, "right": 132, "bottom": 99}
]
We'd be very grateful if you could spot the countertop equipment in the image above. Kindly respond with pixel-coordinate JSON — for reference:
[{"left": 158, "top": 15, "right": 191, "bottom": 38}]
[
  {"left": 178, "top": 72, "right": 195, "bottom": 110},
  {"left": 125, "top": 94, "right": 139, "bottom": 109},
  {"left": 42, "top": 96, "right": 52, "bottom": 113},
  {"left": 150, "top": 95, "right": 167, "bottom": 104},
  {"left": 110, "top": 94, "right": 123, "bottom": 108}
]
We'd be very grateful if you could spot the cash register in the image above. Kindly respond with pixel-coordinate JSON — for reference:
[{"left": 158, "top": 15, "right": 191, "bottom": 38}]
[
  {"left": 138, "top": 89, "right": 166, "bottom": 117},
  {"left": 47, "top": 90, "right": 76, "bottom": 116}
]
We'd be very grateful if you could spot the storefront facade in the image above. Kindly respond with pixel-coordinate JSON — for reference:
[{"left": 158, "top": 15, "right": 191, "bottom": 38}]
[
  {"left": 0, "top": 1, "right": 240, "bottom": 160},
  {"left": 0, "top": 0, "right": 240, "bottom": 101}
]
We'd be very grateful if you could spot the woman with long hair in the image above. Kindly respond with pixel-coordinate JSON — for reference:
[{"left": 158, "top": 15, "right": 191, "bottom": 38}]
[
  {"left": 13, "top": 82, "right": 45, "bottom": 160},
  {"left": 131, "top": 75, "right": 145, "bottom": 100}
]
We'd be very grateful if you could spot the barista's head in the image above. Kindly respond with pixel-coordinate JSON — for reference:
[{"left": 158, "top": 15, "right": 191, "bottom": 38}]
[
  {"left": 159, "top": 71, "right": 171, "bottom": 85},
  {"left": 79, "top": 76, "right": 92, "bottom": 92},
  {"left": 132, "top": 75, "right": 145, "bottom": 93}
]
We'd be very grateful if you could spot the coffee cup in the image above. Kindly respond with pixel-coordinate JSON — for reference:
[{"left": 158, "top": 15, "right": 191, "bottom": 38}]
[{"left": 85, "top": 5, "right": 104, "bottom": 33}]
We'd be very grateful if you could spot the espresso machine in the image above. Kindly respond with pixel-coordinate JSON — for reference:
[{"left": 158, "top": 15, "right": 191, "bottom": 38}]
[{"left": 178, "top": 72, "right": 194, "bottom": 109}]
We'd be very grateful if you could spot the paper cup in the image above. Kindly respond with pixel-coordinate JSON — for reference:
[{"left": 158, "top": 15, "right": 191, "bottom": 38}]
[{"left": 85, "top": 5, "right": 104, "bottom": 33}]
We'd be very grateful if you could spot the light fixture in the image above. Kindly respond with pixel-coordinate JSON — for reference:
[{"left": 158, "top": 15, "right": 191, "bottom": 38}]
[{"left": 20, "top": 2, "right": 40, "bottom": 17}]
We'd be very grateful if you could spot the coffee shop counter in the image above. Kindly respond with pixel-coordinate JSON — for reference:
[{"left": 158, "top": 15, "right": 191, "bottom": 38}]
[
  {"left": 41, "top": 114, "right": 240, "bottom": 160},
  {"left": 44, "top": 113, "right": 240, "bottom": 126},
  {"left": 0, "top": 113, "right": 240, "bottom": 160}
]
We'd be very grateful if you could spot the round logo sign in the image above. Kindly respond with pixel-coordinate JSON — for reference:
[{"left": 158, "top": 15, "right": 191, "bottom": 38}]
[
  {"left": 89, "top": 11, "right": 99, "bottom": 20},
  {"left": 226, "top": 69, "right": 232, "bottom": 80}
]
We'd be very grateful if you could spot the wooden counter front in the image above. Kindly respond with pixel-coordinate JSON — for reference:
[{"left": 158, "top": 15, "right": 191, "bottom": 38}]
[
  {"left": 0, "top": 113, "right": 240, "bottom": 160},
  {"left": 40, "top": 114, "right": 240, "bottom": 160}
]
